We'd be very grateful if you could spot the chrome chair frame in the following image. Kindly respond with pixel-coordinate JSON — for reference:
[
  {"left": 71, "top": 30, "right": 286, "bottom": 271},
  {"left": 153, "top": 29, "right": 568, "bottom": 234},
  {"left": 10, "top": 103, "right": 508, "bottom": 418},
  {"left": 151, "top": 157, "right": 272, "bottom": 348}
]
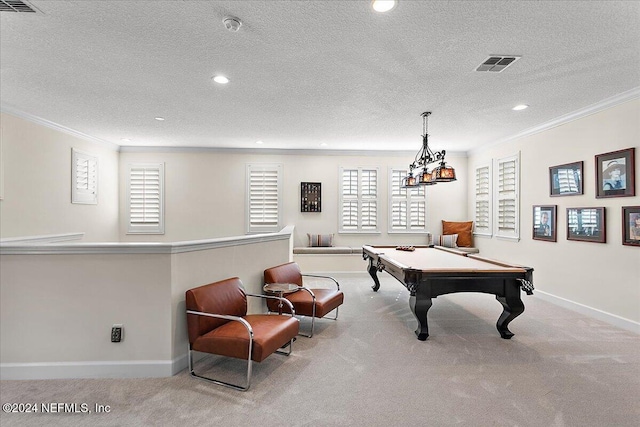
[
  {"left": 295, "top": 274, "right": 341, "bottom": 338},
  {"left": 187, "top": 294, "right": 295, "bottom": 391}
]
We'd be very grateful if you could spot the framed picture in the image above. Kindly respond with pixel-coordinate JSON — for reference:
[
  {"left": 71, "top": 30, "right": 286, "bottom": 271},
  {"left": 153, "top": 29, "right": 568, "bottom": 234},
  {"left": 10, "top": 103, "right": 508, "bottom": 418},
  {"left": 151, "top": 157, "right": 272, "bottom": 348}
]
[
  {"left": 567, "top": 207, "right": 606, "bottom": 243},
  {"left": 532, "top": 205, "right": 557, "bottom": 241},
  {"left": 622, "top": 206, "right": 640, "bottom": 247},
  {"left": 549, "top": 161, "right": 583, "bottom": 196},
  {"left": 595, "top": 148, "right": 635, "bottom": 198}
]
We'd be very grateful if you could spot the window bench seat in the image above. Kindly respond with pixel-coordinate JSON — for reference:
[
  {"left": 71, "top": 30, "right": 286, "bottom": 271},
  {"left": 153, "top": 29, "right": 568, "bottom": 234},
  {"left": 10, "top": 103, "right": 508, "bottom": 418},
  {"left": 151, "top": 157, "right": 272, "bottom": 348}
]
[{"left": 293, "top": 246, "right": 363, "bottom": 255}]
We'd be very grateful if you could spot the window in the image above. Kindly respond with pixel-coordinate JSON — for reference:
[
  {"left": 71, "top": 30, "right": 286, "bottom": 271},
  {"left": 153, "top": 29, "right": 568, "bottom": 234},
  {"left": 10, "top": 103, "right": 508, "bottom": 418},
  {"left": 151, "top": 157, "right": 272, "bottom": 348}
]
[
  {"left": 127, "top": 163, "right": 164, "bottom": 234},
  {"left": 389, "top": 168, "right": 427, "bottom": 232},
  {"left": 494, "top": 153, "right": 520, "bottom": 240},
  {"left": 339, "top": 167, "right": 379, "bottom": 233},
  {"left": 246, "top": 164, "right": 282, "bottom": 233},
  {"left": 71, "top": 148, "right": 98, "bottom": 204},
  {"left": 473, "top": 163, "right": 492, "bottom": 236}
]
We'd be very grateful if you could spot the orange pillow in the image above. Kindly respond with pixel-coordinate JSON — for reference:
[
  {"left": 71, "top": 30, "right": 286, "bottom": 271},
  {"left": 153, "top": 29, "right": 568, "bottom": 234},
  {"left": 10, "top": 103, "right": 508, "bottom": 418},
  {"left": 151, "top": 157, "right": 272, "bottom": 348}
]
[{"left": 442, "top": 221, "right": 474, "bottom": 247}]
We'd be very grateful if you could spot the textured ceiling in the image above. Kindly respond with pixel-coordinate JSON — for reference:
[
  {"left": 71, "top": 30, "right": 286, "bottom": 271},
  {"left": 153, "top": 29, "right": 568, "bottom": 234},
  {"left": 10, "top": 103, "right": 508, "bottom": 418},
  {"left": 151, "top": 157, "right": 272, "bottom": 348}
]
[{"left": 1, "top": 1, "right": 639, "bottom": 152}]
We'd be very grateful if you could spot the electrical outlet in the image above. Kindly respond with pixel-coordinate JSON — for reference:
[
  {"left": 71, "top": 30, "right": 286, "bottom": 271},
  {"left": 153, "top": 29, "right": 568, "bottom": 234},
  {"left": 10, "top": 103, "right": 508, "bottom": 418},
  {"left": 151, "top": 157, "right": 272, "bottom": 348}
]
[{"left": 111, "top": 324, "right": 123, "bottom": 343}]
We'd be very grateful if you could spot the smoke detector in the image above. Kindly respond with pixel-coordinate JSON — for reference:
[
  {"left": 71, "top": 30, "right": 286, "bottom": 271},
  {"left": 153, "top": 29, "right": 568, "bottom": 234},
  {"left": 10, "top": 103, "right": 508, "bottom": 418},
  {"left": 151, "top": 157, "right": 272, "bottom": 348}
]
[{"left": 223, "top": 16, "right": 242, "bottom": 32}]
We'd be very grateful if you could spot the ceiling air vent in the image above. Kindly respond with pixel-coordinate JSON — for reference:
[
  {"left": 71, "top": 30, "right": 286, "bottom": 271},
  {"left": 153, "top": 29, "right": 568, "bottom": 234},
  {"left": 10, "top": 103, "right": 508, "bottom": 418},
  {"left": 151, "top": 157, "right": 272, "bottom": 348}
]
[
  {"left": 475, "top": 55, "right": 521, "bottom": 72},
  {"left": 0, "top": 0, "right": 37, "bottom": 12}
]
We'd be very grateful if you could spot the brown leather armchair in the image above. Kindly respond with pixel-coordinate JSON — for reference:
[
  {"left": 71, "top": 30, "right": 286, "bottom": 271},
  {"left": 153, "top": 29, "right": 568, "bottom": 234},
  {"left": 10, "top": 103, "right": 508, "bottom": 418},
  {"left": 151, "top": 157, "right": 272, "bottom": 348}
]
[
  {"left": 264, "top": 262, "right": 344, "bottom": 338},
  {"left": 186, "top": 277, "right": 299, "bottom": 391}
]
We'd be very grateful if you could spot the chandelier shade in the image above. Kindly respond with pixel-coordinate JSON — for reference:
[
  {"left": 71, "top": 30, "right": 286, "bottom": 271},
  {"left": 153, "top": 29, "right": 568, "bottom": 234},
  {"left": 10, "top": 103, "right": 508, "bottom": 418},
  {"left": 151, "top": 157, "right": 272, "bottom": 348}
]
[{"left": 401, "top": 112, "right": 456, "bottom": 187}]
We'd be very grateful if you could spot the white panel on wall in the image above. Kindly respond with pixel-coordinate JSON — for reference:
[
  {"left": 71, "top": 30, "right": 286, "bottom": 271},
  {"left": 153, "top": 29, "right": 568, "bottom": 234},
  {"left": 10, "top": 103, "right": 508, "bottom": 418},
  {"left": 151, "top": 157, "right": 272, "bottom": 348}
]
[
  {"left": 246, "top": 163, "right": 282, "bottom": 233},
  {"left": 71, "top": 148, "right": 98, "bottom": 205},
  {"left": 494, "top": 153, "right": 520, "bottom": 240},
  {"left": 474, "top": 163, "right": 492, "bottom": 236},
  {"left": 389, "top": 168, "right": 427, "bottom": 233},
  {"left": 339, "top": 167, "right": 379, "bottom": 233},
  {"left": 127, "top": 163, "right": 165, "bottom": 234}
]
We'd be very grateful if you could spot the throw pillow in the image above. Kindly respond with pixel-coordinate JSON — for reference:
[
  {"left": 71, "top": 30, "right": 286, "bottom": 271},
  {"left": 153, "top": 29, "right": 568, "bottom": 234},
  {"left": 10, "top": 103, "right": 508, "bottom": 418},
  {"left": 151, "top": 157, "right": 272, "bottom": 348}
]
[
  {"left": 308, "top": 233, "right": 334, "bottom": 247},
  {"left": 438, "top": 234, "right": 458, "bottom": 248},
  {"left": 442, "top": 220, "right": 474, "bottom": 247}
]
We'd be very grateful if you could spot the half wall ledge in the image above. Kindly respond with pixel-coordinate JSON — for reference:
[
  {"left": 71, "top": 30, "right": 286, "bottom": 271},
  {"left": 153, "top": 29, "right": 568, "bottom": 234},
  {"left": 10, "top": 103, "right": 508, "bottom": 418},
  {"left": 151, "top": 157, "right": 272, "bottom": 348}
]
[{"left": 0, "top": 226, "right": 295, "bottom": 255}]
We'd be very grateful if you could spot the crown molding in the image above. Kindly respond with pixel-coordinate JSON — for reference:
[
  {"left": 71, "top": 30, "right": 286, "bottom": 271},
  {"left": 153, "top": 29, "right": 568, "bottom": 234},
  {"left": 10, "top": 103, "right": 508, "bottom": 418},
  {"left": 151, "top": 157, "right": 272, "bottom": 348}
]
[
  {"left": 0, "top": 104, "right": 120, "bottom": 151},
  {"left": 119, "top": 145, "right": 467, "bottom": 158},
  {"left": 469, "top": 87, "right": 640, "bottom": 155}
]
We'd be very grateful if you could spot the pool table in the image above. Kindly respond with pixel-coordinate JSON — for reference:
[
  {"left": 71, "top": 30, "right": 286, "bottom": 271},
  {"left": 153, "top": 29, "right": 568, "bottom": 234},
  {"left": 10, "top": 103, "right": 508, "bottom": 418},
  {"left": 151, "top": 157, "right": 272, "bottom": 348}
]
[{"left": 362, "top": 245, "right": 534, "bottom": 340}]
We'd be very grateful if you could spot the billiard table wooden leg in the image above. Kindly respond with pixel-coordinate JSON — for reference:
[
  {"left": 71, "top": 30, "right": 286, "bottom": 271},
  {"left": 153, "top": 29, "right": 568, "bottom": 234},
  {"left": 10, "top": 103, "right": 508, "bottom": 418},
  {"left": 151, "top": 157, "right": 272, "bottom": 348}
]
[
  {"left": 495, "top": 295, "right": 525, "bottom": 339},
  {"left": 368, "top": 263, "right": 381, "bottom": 292},
  {"left": 410, "top": 295, "right": 432, "bottom": 340}
]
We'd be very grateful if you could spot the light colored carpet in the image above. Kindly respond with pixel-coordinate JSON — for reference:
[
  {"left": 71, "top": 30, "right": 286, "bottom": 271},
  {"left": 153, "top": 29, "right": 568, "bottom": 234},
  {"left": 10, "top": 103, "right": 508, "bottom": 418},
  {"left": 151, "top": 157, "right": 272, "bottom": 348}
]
[{"left": 1, "top": 273, "right": 639, "bottom": 426}]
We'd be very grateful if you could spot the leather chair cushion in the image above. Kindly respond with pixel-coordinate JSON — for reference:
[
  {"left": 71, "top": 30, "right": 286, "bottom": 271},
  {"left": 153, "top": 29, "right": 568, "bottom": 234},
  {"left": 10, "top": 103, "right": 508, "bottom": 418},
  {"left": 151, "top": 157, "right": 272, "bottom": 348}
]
[
  {"left": 192, "top": 314, "right": 299, "bottom": 362},
  {"left": 267, "top": 288, "right": 344, "bottom": 318}
]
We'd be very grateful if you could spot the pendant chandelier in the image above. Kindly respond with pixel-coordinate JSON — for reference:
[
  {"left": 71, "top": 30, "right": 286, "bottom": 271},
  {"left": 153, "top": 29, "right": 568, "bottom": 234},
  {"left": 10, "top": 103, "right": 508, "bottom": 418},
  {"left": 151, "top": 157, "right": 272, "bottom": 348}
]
[{"left": 402, "top": 112, "right": 456, "bottom": 187}]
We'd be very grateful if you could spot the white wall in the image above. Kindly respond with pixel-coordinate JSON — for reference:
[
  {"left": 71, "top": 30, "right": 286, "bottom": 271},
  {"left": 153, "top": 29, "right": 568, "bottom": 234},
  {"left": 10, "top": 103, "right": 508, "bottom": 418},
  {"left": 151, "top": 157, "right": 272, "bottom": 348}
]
[
  {"left": 0, "top": 113, "right": 120, "bottom": 241},
  {"left": 118, "top": 150, "right": 469, "bottom": 246},
  {"left": 0, "top": 231, "right": 292, "bottom": 379},
  {"left": 0, "top": 252, "right": 173, "bottom": 378},
  {"left": 467, "top": 98, "right": 640, "bottom": 324}
]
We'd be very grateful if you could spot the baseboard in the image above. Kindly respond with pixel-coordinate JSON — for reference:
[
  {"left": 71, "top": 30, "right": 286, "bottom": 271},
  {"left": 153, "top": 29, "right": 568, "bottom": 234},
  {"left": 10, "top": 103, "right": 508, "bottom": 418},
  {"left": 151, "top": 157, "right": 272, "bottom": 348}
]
[
  {"left": 1, "top": 359, "right": 178, "bottom": 380},
  {"left": 534, "top": 290, "right": 640, "bottom": 334}
]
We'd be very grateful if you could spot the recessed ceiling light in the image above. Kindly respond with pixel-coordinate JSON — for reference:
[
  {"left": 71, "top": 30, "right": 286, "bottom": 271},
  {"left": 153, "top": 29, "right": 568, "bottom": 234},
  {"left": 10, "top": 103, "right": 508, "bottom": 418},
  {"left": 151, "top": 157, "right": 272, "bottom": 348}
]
[
  {"left": 154, "top": 117, "right": 165, "bottom": 121},
  {"left": 512, "top": 104, "right": 529, "bottom": 111},
  {"left": 121, "top": 138, "right": 131, "bottom": 142},
  {"left": 320, "top": 143, "right": 328, "bottom": 147},
  {"left": 256, "top": 140, "right": 264, "bottom": 144},
  {"left": 372, "top": 0, "right": 397, "bottom": 13},
  {"left": 213, "top": 75, "right": 230, "bottom": 84}
]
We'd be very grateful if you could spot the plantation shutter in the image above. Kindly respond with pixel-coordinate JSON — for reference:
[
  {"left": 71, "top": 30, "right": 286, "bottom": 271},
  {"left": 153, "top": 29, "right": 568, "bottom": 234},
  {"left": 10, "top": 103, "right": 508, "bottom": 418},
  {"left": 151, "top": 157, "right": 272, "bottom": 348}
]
[
  {"left": 341, "top": 169, "right": 359, "bottom": 231},
  {"left": 71, "top": 149, "right": 98, "bottom": 204},
  {"left": 410, "top": 201, "right": 426, "bottom": 228},
  {"left": 127, "top": 163, "right": 164, "bottom": 234},
  {"left": 246, "top": 164, "right": 282, "bottom": 233},
  {"left": 391, "top": 201, "right": 408, "bottom": 229},
  {"left": 339, "top": 167, "right": 379, "bottom": 232},
  {"left": 389, "top": 168, "right": 426, "bottom": 232},
  {"left": 494, "top": 154, "right": 520, "bottom": 239},
  {"left": 474, "top": 164, "right": 492, "bottom": 235},
  {"left": 361, "top": 169, "right": 377, "bottom": 230}
]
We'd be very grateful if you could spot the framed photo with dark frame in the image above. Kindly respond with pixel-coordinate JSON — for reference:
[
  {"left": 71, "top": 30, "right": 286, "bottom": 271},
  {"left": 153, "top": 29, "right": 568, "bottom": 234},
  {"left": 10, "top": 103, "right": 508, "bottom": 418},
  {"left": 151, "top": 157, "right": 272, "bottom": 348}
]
[
  {"left": 532, "top": 205, "right": 557, "bottom": 242},
  {"left": 549, "top": 161, "right": 583, "bottom": 196},
  {"left": 622, "top": 206, "right": 640, "bottom": 247},
  {"left": 595, "top": 148, "right": 635, "bottom": 198},
  {"left": 567, "top": 207, "right": 606, "bottom": 243}
]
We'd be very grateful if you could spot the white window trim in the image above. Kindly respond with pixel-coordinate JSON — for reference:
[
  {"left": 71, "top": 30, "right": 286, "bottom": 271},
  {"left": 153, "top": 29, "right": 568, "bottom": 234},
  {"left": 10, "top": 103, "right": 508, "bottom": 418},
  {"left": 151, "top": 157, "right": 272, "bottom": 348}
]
[
  {"left": 339, "top": 166, "right": 380, "bottom": 234},
  {"left": 71, "top": 148, "right": 98, "bottom": 205},
  {"left": 388, "top": 167, "right": 429, "bottom": 234},
  {"left": 246, "top": 163, "right": 282, "bottom": 234},
  {"left": 126, "top": 163, "right": 165, "bottom": 235},
  {"left": 494, "top": 153, "right": 520, "bottom": 241},
  {"left": 473, "top": 162, "right": 492, "bottom": 237}
]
